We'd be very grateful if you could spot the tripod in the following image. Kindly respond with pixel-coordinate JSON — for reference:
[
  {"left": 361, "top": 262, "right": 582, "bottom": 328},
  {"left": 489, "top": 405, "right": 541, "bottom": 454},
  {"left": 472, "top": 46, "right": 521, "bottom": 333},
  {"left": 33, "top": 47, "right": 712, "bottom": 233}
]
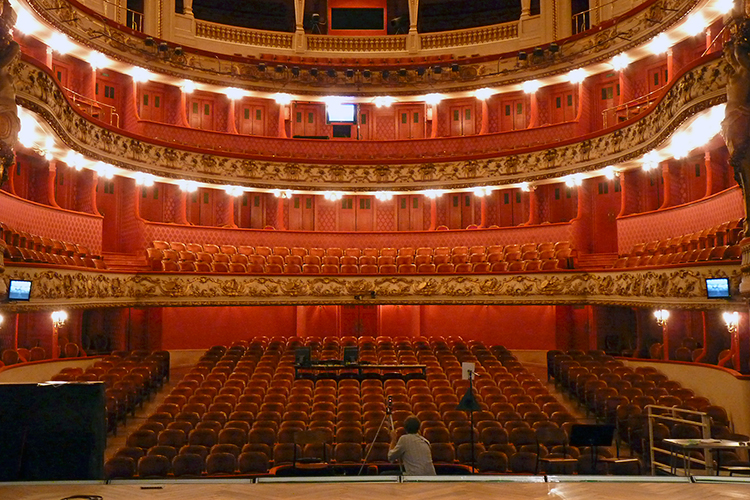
[
  {"left": 456, "top": 369, "right": 482, "bottom": 473},
  {"left": 360, "top": 397, "right": 401, "bottom": 475}
]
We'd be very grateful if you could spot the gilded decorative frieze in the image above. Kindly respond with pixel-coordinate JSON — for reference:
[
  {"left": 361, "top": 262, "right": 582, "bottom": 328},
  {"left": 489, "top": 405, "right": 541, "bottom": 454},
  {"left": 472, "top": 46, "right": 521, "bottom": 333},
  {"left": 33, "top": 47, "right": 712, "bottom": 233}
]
[
  {"left": 13, "top": 55, "right": 729, "bottom": 190},
  {"left": 0, "top": 264, "right": 742, "bottom": 311},
  {"left": 21, "top": 0, "right": 698, "bottom": 94}
]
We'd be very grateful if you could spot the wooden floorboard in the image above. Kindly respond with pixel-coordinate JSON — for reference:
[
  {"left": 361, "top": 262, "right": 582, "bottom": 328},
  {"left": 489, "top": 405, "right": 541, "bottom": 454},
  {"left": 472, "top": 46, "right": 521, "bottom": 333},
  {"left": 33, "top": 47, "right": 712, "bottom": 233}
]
[{"left": 1, "top": 479, "right": 749, "bottom": 500}]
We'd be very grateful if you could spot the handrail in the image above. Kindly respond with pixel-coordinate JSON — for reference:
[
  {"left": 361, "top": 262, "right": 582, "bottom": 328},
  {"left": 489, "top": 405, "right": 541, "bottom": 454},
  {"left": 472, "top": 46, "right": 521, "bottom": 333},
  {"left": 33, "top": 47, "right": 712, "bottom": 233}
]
[
  {"left": 646, "top": 405, "right": 712, "bottom": 475},
  {"left": 572, "top": 0, "right": 621, "bottom": 35},
  {"left": 63, "top": 86, "right": 120, "bottom": 128},
  {"left": 601, "top": 87, "right": 664, "bottom": 128},
  {"left": 97, "top": 0, "right": 144, "bottom": 32}
]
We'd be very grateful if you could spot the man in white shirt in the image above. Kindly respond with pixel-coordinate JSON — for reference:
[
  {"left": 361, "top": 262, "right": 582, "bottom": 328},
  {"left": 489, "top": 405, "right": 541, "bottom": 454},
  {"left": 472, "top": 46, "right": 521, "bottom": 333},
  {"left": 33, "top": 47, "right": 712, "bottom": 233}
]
[{"left": 388, "top": 416, "right": 436, "bottom": 475}]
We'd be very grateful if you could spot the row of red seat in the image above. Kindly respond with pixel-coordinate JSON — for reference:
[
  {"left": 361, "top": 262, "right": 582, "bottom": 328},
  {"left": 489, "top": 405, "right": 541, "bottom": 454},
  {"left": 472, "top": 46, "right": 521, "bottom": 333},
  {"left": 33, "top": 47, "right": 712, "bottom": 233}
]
[
  {"left": 612, "top": 244, "right": 741, "bottom": 268},
  {"left": 1, "top": 221, "right": 106, "bottom": 269}
]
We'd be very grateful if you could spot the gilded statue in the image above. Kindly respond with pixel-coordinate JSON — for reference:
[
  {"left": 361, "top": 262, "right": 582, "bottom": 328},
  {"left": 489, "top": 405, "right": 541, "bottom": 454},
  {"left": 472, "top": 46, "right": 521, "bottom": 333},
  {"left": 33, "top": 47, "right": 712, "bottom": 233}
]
[
  {"left": 722, "top": 17, "right": 750, "bottom": 228},
  {"left": 0, "top": 0, "right": 19, "bottom": 187}
]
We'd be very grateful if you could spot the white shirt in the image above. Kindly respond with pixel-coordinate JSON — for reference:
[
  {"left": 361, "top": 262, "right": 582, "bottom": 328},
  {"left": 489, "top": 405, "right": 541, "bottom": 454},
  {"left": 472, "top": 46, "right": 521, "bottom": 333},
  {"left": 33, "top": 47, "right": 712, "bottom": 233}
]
[{"left": 387, "top": 433, "right": 436, "bottom": 476}]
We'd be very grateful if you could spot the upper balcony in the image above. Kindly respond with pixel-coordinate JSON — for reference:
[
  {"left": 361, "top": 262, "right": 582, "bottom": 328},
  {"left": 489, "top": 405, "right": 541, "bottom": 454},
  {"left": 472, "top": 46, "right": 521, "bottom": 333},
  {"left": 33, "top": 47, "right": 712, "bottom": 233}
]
[{"left": 16, "top": 0, "right": 719, "bottom": 94}]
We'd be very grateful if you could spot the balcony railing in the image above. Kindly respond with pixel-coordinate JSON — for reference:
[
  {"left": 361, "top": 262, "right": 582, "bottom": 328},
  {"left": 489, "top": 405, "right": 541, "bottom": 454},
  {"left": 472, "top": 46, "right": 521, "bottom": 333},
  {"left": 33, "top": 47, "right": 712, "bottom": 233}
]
[{"left": 64, "top": 87, "right": 120, "bottom": 128}]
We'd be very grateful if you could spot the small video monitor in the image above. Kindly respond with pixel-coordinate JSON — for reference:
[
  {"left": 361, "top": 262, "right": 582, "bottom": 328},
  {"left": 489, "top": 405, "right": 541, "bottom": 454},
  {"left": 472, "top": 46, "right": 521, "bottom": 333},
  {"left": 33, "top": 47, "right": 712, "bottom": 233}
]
[
  {"left": 343, "top": 346, "right": 359, "bottom": 364},
  {"left": 295, "top": 347, "right": 312, "bottom": 367},
  {"left": 7, "top": 280, "right": 32, "bottom": 301},
  {"left": 706, "top": 277, "right": 731, "bottom": 299}
]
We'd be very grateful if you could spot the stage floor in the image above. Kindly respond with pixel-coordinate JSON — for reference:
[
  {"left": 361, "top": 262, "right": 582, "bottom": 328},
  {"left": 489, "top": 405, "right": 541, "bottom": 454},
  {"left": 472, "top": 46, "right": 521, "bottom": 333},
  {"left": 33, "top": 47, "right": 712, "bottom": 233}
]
[{"left": 2, "top": 477, "right": 749, "bottom": 500}]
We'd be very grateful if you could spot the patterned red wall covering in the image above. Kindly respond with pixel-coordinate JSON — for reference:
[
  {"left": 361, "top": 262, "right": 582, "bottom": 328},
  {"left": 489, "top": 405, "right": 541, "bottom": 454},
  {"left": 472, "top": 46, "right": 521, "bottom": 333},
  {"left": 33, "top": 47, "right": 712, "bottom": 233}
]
[
  {"left": 140, "top": 220, "right": 575, "bottom": 251},
  {"left": 0, "top": 190, "right": 103, "bottom": 254},
  {"left": 616, "top": 187, "right": 744, "bottom": 254}
]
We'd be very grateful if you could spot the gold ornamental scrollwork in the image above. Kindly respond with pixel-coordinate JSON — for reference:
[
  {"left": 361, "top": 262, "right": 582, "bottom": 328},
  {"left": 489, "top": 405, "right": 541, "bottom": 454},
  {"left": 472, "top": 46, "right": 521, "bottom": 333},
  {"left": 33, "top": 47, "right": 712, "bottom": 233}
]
[
  {"left": 0, "top": 264, "right": 742, "bottom": 311},
  {"left": 13, "top": 54, "right": 730, "bottom": 191}
]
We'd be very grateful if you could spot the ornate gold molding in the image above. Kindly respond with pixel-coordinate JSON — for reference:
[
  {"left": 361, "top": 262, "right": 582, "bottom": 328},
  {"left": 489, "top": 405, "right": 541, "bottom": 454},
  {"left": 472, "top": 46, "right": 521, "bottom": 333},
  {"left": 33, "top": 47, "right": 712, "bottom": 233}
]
[
  {"left": 14, "top": 55, "right": 729, "bottom": 190},
  {"left": 0, "top": 264, "right": 742, "bottom": 311}
]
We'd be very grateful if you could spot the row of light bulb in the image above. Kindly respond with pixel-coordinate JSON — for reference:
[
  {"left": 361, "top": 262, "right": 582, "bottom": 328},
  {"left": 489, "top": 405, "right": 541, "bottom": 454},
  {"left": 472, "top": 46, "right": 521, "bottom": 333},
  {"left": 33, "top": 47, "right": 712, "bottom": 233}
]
[{"left": 9, "top": 0, "right": 733, "bottom": 108}]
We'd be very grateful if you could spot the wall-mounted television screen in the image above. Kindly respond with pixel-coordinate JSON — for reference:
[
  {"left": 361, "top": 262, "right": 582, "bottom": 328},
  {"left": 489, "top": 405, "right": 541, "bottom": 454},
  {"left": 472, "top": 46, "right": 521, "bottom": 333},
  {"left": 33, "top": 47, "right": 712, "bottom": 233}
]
[
  {"left": 7, "top": 280, "right": 32, "bottom": 301},
  {"left": 706, "top": 277, "right": 731, "bottom": 299},
  {"left": 326, "top": 103, "right": 357, "bottom": 124}
]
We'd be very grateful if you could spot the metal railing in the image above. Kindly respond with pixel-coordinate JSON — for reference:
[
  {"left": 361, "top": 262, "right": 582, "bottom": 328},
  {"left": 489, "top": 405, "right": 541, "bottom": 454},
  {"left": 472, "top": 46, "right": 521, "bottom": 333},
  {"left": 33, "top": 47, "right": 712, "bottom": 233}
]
[
  {"left": 64, "top": 87, "right": 120, "bottom": 128},
  {"left": 646, "top": 405, "right": 711, "bottom": 475},
  {"left": 572, "top": 0, "right": 622, "bottom": 35},
  {"left": 601, "top": 87, "right": 663, "bottom": 128},
  {"left": 98, "top": 0, "right": 144, "bottom": 32}
]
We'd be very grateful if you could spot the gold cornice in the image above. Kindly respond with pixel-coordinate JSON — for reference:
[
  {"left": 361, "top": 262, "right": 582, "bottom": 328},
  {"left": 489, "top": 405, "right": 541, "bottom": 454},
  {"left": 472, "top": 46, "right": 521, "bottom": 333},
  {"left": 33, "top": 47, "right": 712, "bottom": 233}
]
[
  {"left": 19, "top": 0, "right": 700, "bottom": 95},
  {"left": 13, "top": 55, "right": 729, "bottom": 190},
  {"left": 0, "top": 263, "right": 742, "bottom": 311}
]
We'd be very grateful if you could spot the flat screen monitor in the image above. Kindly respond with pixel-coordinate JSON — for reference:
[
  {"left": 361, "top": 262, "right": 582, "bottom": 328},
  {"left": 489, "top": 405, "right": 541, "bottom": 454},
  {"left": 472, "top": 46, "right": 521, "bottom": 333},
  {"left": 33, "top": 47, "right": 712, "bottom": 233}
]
[
  {"left": 7, "top": 279, "right": 32, "bottom": 301},
  {"left": 706, "top": 277, "right": 731, "bottom": 299},
  {"left": 326, "top": 102, "right": 357, "bottom": 124},
  {"left": 295, "top": 347, "right": 312, "bottom": 367},
  {"left": 343, "top": 346, "right": 359, "bottom": 364}
]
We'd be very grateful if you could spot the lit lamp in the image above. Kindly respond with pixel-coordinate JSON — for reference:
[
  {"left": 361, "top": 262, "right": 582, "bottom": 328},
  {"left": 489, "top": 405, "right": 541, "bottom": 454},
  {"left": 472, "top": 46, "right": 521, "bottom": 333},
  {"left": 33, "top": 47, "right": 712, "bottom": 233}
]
[
  {"left": 723, "top": 311, "right": 739, "bottom": 334},
  {"left": 51, "top": 310, "right": 68, "bottom": 359},
  {"left": 653, "top": 309, "right": 669, "bottom": 326},
  {"left": 654, "top": 309, "right": 669, "bottom": 360}
]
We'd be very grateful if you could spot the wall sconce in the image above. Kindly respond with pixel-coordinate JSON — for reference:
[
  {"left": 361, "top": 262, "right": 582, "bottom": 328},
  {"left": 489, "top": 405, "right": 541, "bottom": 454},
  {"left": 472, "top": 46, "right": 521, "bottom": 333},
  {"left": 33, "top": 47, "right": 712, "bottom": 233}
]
[
  {"left": 723, "top": 311, "right": 739, "bottom": 334},
  {"left": 51, "top": 310, "right": 68, "bottom": 328},
  {"left": 654, "top": 309, "right": 670, "bottom": 327}
]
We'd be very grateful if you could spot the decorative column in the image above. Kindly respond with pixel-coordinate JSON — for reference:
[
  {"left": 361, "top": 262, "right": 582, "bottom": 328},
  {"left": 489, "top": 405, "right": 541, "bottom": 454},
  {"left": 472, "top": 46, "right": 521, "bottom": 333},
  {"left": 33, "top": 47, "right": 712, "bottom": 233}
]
[
  {"left": 527, "top": 93, "right": 538, "bottom": 129},
  {"left": 45, "top": 47, "right": 52, "bottom": 69},
  {"left": 480, "top": 197, "right": 487, "bottom": 227},
  {"left": 429, "top": 196, "right": 437, "bottom": 230},
  {"left": 88, "top": 67, "right": 97, "bottom": 101},
  {"left": 142, "top": 0, "right": 161, "bottom": 37},
  {"left": 479, "top": 99, "right": 489, "bottom": 135},
  {"left": 47, "top": 160, "right": 60, "bottom": 208},
  {"left": 178, "top": 88, "right": 190, "bottom": 127},
  {"left": 429, "top": 103, "right": 438, "bottom": 138},
  {"left": 89, "top": 171, "right": 101, "bottom": 216},
  {"left": 227, "top": 98, "right": 238, "bottom": 134},
  {"left": 277, "top": 196, "right": 286, "bottom": 230},
  {"left": 525, "top": 188, "right": 539, "bottom": 225},
  {"left": 407, "top": 0, "right": 420, "bottom": 53},
  {"left": 278, "top": 103, "right": 288, "bottom": 138},
  {"left": 659, "top": 161, "right": 671, "bottom": 209},
  {"left": 174, "top": 189, "right": 188, "bottom": 225},
  {"left": 293, "top": 0, "right": 306, "bottom": 52},
  {"left": 225, "top": 195, "right": 238, "bottom": 228},
  {"left": 666, "top": 48, "right": 674, "bottom": 84},
  {"left": 183, "top": 0, "right": 193, "bottom": 16}
]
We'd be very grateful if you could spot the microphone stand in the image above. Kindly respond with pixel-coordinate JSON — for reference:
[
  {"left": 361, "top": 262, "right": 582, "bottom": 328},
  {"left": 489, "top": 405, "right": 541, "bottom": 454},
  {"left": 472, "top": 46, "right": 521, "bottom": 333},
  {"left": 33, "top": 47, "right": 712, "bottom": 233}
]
[{"left": 360, "top": 396, "right": 399, "bottom": 475}]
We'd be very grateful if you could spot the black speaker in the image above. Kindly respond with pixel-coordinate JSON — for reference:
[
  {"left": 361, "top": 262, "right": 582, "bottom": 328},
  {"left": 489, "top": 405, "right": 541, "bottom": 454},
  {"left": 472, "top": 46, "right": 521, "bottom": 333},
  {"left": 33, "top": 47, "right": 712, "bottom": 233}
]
[{"left": 0, "top": 382, "right": 106, "bottom": 481}]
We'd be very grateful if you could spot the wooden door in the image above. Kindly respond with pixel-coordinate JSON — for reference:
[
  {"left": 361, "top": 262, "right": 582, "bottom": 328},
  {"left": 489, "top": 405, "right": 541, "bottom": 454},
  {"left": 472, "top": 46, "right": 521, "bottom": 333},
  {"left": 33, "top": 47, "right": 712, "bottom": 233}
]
[
  {"left": 551, "top": 91, "right": 576, "bottom": 123},
  {"left": 449, "top": 105, "right": 475, "bottom": 136},
  {"left": 500, "top": 99, "right": 526, "bottom": 131},
  {"left": 598, "top": 81, "right": 619, "bottom": 126},
  {"left": 239, "top": 193, "right": 265, "bottom": 228},
  {"left": 51, "top": 61, "right": 70, "bottom": 88},
  {"left": 461, "top": 193, "right": 474, "bottom": 228},
  {"left": 240, "top": 103, "right": 266, "bottom": 135},
  {"left": 397, "top": 195, "right": 422, "bottom": 231},
  {"left": 289, "top": 195, "right": 315, "bottom": 230},
  {"left": 95, "top": 71, "right": 118, "bottom": 124},
  {"left": 188, "top": 98, "right": 214, "bottom": 130},
  {"left": 647, "top": 64, "right": 668, "bottom": 94},
  {"left": 397, "top": 106, "right": 424, "bottom": 139},
  {"left": 359, "top": 106, "right": 372, "bottom": 140},
  {"left": 140, "top": 89, "right": 164, "bottom": 122},
  {"left": 293, "top": 104, "right": 322, "bottom": 137},
  {"left": 356, "top": 196, "right": 373, "bottom": 231},
  {"left": 339, "top": 196, "right": 355, "bottom": 231},
  {"left": 340, "top": 305, "right": 378, "bottom": 337}
]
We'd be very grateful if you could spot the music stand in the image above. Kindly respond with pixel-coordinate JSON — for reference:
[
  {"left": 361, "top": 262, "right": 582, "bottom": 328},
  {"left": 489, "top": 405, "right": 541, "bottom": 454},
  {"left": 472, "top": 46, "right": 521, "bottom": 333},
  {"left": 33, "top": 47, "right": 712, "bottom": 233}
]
[
  {"left": 456, "top": 365, "right": 482, "bottom": 473},
  {"left": 569, "top": 424, "right": 615, "bottom": 473}
]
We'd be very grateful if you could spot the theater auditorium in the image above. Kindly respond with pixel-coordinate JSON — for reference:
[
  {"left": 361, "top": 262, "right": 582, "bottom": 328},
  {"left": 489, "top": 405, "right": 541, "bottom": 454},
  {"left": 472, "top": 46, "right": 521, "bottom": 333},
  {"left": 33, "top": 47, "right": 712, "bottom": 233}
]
[{"left": 1, "top": 0, "right": 750, "bottom": 497}]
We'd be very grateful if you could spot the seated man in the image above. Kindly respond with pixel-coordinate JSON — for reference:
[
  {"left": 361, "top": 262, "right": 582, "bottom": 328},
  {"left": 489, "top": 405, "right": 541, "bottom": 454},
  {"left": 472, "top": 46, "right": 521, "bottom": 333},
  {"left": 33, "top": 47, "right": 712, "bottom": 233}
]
[{"left": 388, "top": 415, "right": 436, "bottom": 475}]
